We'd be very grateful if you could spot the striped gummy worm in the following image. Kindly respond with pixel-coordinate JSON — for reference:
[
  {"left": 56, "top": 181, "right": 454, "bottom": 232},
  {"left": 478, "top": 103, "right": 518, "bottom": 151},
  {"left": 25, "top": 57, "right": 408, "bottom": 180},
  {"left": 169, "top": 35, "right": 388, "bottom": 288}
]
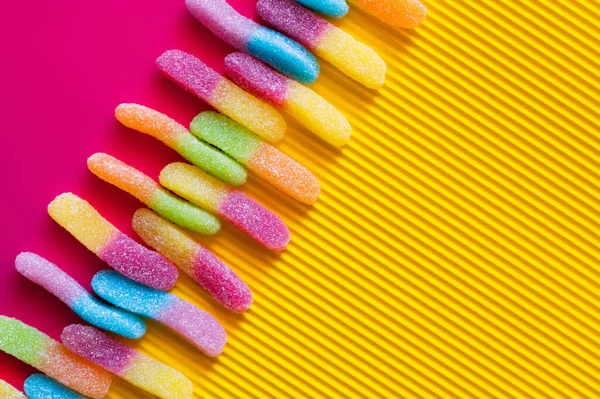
[
  {"left": 0, "top": 317, "right": 112, "bottom": 399},
  {"left": 24, "top": 374, "right": 85, "bottom": 399},
  {"left": 48, "top": 193, "right": 178, "bottom": 291},
  {"left": 133, "top": 208, "right": 253, "bottom": 312},
  {"left": 88, "top": 153, "right": 220, "bottom": 234},
  {"left": 257, "top": 0, "right": 386, "bottom": 89},
  {"left": 224, "top": 52, "right": 352, "bottom": 146},
  {"left": 92, "top": 270, "right": 227, "bottom": 357},
  {"left": 62, "top": 325, "right": 193, "bottom": 399},
  {"left": 156, "top": 49, "right": 286, "bottom": 142},
  {"left": 115, "top": 103, "right": 247, "bottom": 186},
  {"left": 0, "top": 379, "right": 26, "bottom": 399},
  {"left": 190, "top": 112, "right": 320, "bottom": 204}
]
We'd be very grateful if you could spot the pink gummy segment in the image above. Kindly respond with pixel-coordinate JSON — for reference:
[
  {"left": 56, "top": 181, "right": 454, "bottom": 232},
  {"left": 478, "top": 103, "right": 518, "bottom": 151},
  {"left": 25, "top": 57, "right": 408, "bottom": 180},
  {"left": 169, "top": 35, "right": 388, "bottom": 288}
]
[
  {"left": 186, "top": 0, "right": 254, "bottom": 50},
  {"left": 256, "top": 0, "right": 332, "bottom": 50},
  {"left": 219, "top": 191, "right": 291, "bottom": 251},
  {"left": 15, "top": 252, "right": 86, "bottom": 305},
  {"left": 61, "top": 324, "right": 136, "bottom": 376},
  {"left": 192, "top": 246, "right": 253, "bottom": 313},
  {"left": 224, "top": 52, "right": 289, "bottom": 108},
  {"left": 156, "top": 50, "right": 221, "bottom": 101},
  {"left": 156, "top": 298, "right": 227, "bottom": 357},
  {"left": 98, "top": 232, "right": 178, "bottom": 291}
]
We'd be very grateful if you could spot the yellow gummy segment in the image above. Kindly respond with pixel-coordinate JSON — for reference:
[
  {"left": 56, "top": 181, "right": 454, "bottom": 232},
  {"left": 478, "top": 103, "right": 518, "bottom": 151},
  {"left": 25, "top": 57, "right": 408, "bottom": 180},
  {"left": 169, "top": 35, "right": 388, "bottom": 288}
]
[
  {"left": 248, "top": 143, "right": 320, "bottom": 204},
  {"left": 159, "top": 163, "right": 229, "bottom": 212},
  {"left": 48, "top": 193, "right": 117, "bottom": 254},
  {"left": 0, "top": 380, "right": 26, "bottom": 399},
  {"left": 349, "top": 0, "right": 427, "bottom": 29},
  {"left": 88, "top": 153, "right": 158, "bottom": 204},
  {"left": 212, "top": 78, "right": 286, "bottom": 143},
  {"left": 285, "top": 81, "right": 352, "bottom": 147},
  {"left": 115, "top": 104, "right": 185, "bottom": 147},
  {"left": 132, "top": 209, "right": 198, "bottom": 276},
  {"left": 315, "top": 28, "right": 387, "bottom": 89},
  {"left": 122, "top": 354, "right": 193, "bottom": 399}
]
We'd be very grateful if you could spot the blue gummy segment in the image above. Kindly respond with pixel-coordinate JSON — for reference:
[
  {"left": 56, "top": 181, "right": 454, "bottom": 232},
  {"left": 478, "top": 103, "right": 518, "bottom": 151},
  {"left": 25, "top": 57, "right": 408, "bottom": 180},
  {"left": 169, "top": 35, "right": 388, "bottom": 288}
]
[
  {"left": 24, "top": 374, "right": 84, "bottom": 399},
  {"left": 296, "top": 0, "right": 349, "bottom": 17},
  {"left": 247, "top": 26, "right": 320, "bottom": 84},
  {"left": 91, "top": 270, "right": 174, "bottom": 319},
  {"left": 71, "top": 294, "right": 146, "bottom": 339}
]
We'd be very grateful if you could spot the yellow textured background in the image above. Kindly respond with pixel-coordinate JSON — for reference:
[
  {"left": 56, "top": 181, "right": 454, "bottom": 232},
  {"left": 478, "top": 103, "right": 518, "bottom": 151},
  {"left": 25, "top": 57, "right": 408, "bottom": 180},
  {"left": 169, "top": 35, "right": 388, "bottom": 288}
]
[{"left": 109, "top": 1, "right": 600, "bottom": 398}]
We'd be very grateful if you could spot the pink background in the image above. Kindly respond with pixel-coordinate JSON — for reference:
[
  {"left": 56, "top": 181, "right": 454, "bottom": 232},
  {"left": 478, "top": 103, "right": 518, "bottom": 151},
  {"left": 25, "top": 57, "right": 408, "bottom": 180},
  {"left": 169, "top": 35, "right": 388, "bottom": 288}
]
[{"left": 0, "top": 0, "right": 252, "bottom": 387}]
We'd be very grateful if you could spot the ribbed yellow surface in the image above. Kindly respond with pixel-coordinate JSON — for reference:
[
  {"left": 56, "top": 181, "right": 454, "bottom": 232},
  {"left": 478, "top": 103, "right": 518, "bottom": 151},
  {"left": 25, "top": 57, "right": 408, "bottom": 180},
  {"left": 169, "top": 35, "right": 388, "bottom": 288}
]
[{"left": 108, "top": 1, "right": 600, "bottom": 398}]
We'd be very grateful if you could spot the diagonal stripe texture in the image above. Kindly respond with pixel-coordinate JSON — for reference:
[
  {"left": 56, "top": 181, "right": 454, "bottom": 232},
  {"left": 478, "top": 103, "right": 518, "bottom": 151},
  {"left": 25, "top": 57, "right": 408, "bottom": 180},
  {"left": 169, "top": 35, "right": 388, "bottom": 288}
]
[{"left": 107, "top": 1, "right": 600, "bottom": 397}]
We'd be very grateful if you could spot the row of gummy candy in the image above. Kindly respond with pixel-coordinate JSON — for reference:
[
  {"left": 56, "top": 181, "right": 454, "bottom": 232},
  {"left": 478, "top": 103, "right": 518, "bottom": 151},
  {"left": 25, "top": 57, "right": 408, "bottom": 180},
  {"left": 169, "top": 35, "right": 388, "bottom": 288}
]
[{"left": 0, "top": 0, "right": 426, "bottom": 398}]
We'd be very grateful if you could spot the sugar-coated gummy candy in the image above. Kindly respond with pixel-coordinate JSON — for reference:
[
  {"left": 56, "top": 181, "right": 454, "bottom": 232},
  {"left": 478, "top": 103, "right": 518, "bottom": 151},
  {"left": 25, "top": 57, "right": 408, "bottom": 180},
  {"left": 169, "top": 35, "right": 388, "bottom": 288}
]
[
  {"left": 48, "top": 193, "right": 178, "bottom": 290},
  {"left": 295, "top": 0, "right": 348, "bottom": 17},
  {"left": 156, "top": 50, "right": 286, "bottom": 142},
  {"left": 62, "top": 325, "right": 193, "bottom": 399},
  {"left": 115, "top": 104, "right": 247, "bottom": 186},
  {"left": 257, "top": 0, "right": 386, "bottom": 89},
  {"left": 350, "top": 0, "right": 427, "bottom": 29},
  {"left": 24, "top": 374, "right": 85, "bottom": 399},
  {"left": 0, "top": 380, "right": 26, "bottom": 399},
  {"left": 225, "top": 52, "right": 352, "bottom": 145},
  {"left": 88, "top": 153, "right": 220, "bottom": 234},
  {"left": 159, "top": 163, "right": 291, "bottom": 250},
  {"left": 0, "top": 317, "right": 112, "bottom": 399},
  {"left": 185, "top": 0, "right": 319, "bottom": 84},
  {"left": 92, "top": 271, "right": 227, "bottom": 356},
  {"left": 190, "top": 112, "right": 320, "bottom": 204},
  {"left": 132, "top": 208, "right": 253, "bottom": 312},
  {"left": 15, "top": 252, "right": 145, "bottom": 339}
]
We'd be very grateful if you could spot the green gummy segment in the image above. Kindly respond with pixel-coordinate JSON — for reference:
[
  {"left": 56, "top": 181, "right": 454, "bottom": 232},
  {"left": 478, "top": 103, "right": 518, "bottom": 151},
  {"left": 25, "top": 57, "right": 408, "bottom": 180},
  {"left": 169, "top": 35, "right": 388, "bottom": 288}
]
[
  {"left": 174, "top": 133, "right": 247, "bottom": 186},
  {"left": 190, "top": 112, "right": 261, "bottom": 164},
  {"left": 0, "top": 317, "right": 49, "bottom": 365},
  {"left": 150, "top": 190, "right": 221, "bottom": 235}
]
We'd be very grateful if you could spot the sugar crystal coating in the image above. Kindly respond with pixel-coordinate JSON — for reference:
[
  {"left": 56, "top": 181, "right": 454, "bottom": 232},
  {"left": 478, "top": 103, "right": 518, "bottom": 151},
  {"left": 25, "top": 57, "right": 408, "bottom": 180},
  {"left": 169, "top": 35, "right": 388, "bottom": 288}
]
[
  {"left": 92, "top": 271, "right": 226, "bottom": 356},
  {"left": 61, "top": 325, "right": 136, "bottom": 375},
  {"left": 157, "top": 50, "right": 286, "bottom": 142},
  {"left": 250, "top": 143, "right": 321, "bottom": 204},
  {"left": 224, "top": 52, "right": 352, "bottom": 145},
  {"left": 88, "top": 153, "right": 220, "bottom": 234},
  {"left": 0, "top": 380, "right": 26, "bottom": 399},
  {"left": 115, "top": 104, "right": 247, "bottom": 186},
  {"left": 15, "top": 252, "right": 145, "bottom": 339},
  {"left": 24, "top": 374, "right": 84, "bottom": 399},
  {"left": 257, "top": 0, "right": 332, "bottom": 50},
  {"left": 133, "top": 208, "right": 254, "bottom": 312},
  {"left": 48, "top": 193, "right": 117, "bottom": 255},
  {"left": 98, "top": 232, "right": 178, "bottom": 291},
  {"left": 190, "top": 112, "right": 260, "bottom": 163},
  {"left": 295, "top": 0, "right": 349, "bottom": 17},
  {"left": 224, "top": 52, "right": 289, "bottom": 107},
  {"left": 258, "top": 0, "right": 387, "bottom": 89},
  {"left": 185, "top": 0, "right": 319, "bottom": 84},
  {"left": 349, "top": 0, "right": 427, "bottom": 29},
  {"left": 62, "top": 325, "right": 193, "bottom": 399},
  {"left": 160, "top": 163, "right": 291, "bottom": 251},
  {"left": 0, "top": 317, "right": 112, "bottom": 399}
]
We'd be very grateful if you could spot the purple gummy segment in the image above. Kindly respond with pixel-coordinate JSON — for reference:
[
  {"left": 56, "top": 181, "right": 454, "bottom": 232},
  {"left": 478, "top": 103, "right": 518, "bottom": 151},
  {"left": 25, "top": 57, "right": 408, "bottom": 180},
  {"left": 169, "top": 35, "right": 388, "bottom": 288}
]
[
  {"left": 219, "top": 190, "right": 291, "bottom": 251},
  {"left": 156, "top": 298, "right": 227, "bottom": 357},
  {"left": 256, "top": 0, "right": 332, "bottom": 51},
  {"left": 98, "top": 232, "right": 178, "bottom": 291},
  {"left": 224, "top": 52, "right": 289, "bottom": 108},
  {"left": 15, "top": 252, "right": 86, "bottom": 305},
  {"left": 61, "top": 324, "right": 136, "bottom": 375},
  {"left": 185, "top": 0, "right": 254, "bottom": 50},
  {"left": 192, "top": 246, "right": 253, "bottom": 313},
  {"left": 156, "top": 50, "right": 221, "bottom": 101}
]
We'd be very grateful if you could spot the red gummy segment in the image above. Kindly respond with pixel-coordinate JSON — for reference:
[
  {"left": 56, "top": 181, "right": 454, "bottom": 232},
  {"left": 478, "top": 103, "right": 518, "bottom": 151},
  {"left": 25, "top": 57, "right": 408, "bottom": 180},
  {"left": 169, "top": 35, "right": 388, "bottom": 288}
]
[
  {"left": 219, "top": 191, "right": 291, "bottom": 251},
  {"left": 61, "top": 324, "right": 136, "bottom": 376},
  {"left": 156, "top": 50, "right": 221, "bottom": 100},
  {"left": 98, "top": 232, "right": 178, "bottom": 291},
  {"left": 224, "top": 52, "right": 289, "bottom": 108}
]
